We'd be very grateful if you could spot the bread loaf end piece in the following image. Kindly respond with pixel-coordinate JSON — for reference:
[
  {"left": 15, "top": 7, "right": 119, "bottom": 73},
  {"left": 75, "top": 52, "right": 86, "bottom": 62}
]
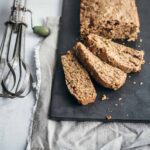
[{"left": 80, "top": 0, "right": 140, "bottom": 41}]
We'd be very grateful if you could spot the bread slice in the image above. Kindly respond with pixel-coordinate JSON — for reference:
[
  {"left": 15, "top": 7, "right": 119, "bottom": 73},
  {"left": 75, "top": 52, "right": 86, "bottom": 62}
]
[
  {"left": 61, "top": 51, "right": 97, "bottom": 105},
  {"left": 86, "top": 34, "right": 145, "bottom": 73},
  {"left": 80, "top": 0, "right": 140, "bottom": 41},
  {"left": 73, "top": 42, "right": 127, "bottom": 90}
]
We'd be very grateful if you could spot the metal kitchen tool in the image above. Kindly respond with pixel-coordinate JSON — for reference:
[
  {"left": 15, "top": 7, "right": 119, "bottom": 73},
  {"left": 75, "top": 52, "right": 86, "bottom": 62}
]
[{"left": 0, "top": 0, "right": 33, "bottom": 98}]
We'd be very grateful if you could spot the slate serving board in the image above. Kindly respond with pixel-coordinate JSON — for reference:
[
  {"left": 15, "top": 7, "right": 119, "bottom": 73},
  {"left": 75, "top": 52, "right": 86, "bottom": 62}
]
[{"left": 49, "top": 0, "right": 150, "bottom": 122}]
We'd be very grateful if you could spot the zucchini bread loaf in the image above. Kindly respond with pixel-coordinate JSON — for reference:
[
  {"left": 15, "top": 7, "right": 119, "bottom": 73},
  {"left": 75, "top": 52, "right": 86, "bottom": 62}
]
[
  {"left": 73, "top": 42, "right": 127, "bottom": 90},
  {"left": 61, "top": 51, "right": 97, "bottom": 105},
  {"left": 86, "top": 34, "right": 145, "bottom": 73},
  {"left": 80, "top": 0, "right": 140, "bottom": 41}
]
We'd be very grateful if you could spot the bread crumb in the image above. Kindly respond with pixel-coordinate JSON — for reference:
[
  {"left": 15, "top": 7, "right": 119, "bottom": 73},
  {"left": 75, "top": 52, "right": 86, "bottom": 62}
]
[
  {"left": 140, "top": 82, "right": 143, "bottom": 85},
  {"left": 115, "top": 103, "right": 118, "bottom": 107},
  {"left": 101, "top": 94, "right": 108, "bottom": 101},
  {"left": 105, "top": 115, "right": 112, "bottom": 120},
  {"left": 133, "top": 81, "right": 136, "bottom": 85},
  {"left": 118, "top": 97, "right": 122, "bottom": 101}
]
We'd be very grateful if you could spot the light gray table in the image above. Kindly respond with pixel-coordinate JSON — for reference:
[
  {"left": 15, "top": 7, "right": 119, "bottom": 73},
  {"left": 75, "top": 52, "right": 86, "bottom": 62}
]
[{"left": 0, "top": 0, "right": 62, "bottom": 150}]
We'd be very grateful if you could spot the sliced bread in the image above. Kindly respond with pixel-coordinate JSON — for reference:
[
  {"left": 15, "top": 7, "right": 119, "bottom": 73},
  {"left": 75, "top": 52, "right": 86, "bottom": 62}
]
[
  {"left": 61, "top": 51, "right": 97, "bottom": 105},
  {"left": 86, "top": 34, "right": 145, "bottom": 73},
  {"left": 73, "top": 42, "right": 127, "bottom": 90}
]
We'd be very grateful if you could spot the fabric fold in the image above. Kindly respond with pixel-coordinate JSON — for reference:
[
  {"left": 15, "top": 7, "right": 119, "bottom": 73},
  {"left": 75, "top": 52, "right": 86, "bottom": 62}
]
[{"left": 27, "top": 17, "right": 60, "bottom": 150}]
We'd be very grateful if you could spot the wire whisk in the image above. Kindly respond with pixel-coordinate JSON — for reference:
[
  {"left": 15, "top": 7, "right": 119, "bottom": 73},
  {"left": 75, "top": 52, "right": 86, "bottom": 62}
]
[{"left": 0, "top": 0, "right": 33, "bottom": 98}]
